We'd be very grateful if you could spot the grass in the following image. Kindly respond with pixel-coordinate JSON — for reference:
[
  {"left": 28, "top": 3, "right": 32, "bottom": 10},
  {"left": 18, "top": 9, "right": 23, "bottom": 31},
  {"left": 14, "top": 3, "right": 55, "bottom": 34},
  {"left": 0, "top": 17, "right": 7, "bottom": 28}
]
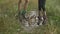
[{"left": 0, "top": 0, "right": 60, "bottom": 34}]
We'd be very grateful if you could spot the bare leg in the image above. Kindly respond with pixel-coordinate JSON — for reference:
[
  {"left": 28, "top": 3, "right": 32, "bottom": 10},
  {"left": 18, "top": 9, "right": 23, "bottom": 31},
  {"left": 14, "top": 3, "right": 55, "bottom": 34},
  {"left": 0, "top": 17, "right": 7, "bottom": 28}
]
[
  {"left": 16, "top": 0, "right": 22, "bottom": 17},
  {"left": 21, "top": 0, "right": 29, "bottom": 19},
  {"left": 18, "top": 0, "right": 22, "bottom": 11},
  {"left": 16, "top": 0, "right": 22, "bottom": 21},
  {"left": 24, "top": 0, "right": 29, "bottom": 10}
]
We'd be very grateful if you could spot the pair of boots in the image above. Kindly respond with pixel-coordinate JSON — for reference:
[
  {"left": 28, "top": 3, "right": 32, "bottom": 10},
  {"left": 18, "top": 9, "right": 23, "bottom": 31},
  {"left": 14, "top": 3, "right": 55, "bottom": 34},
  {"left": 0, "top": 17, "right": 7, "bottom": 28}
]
[{"left": 37, "top": 11, "right": 47, "bottom": 25}]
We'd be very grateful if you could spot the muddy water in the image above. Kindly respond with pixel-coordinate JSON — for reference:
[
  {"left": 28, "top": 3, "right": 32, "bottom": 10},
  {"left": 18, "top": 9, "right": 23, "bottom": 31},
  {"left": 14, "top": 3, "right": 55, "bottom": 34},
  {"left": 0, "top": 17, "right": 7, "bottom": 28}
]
[{"left": 19, "top": 11, "right": 39, "bottom": 32}]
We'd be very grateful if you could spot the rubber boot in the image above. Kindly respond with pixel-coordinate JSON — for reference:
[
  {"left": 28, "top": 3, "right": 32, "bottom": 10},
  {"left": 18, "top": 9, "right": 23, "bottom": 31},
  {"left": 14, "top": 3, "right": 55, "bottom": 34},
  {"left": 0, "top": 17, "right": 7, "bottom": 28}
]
[
  {"left": 37, "top": 11, "right": 43, "bottom": 25},
  {"left": 42, "top": 11, "right": 47, "bottom": 25}
]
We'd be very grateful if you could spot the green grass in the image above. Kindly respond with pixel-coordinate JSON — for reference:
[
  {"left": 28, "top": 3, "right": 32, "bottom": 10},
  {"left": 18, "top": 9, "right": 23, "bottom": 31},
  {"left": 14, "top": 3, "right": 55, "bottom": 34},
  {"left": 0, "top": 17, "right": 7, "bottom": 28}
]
[{"left": 0, "top": 0, "right": 60, "bottom": 34}]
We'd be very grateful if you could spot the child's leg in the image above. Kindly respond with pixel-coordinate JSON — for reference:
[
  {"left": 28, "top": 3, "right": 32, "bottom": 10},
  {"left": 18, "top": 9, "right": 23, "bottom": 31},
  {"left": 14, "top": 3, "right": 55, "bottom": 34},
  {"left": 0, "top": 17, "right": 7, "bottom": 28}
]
[
  {"left": 16, "top": 0, "right": 22, "bottom": 17},
  {"left": 17, "top": 0, "right": 29, "bottom": 17},
  {"left": 37, "top": 0, "right": 43, "bottom": 25},
  {"left": 16, "top": 0, "right": 22, "bottom": 21},
  {"left": 18, "top": 0, "right": 22, "bottom": 11},
  {"left": 42, "top": 0, "right": 47, "bottom": 25},
  {"left": 24, "top": 0, "right": 29, "bottom": 10},
  {"left": 20, "top": 0, "right": 29, "bottom": 19},
  {"left": 42, "top": 0, "right": 46, "bottom": 18},
  {"left": 39, "top": 0, "right": 46, "bottom": 19}
]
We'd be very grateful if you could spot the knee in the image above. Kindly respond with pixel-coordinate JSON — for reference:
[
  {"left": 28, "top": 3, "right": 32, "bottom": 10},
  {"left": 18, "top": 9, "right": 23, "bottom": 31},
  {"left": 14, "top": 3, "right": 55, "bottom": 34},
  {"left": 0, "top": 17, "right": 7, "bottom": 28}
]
[
  {"left": 18, "top": 0, "right": 22, "bottom": 4},
  {"left": 25, "top": 0, "right": 29, "bottom": 3}
]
